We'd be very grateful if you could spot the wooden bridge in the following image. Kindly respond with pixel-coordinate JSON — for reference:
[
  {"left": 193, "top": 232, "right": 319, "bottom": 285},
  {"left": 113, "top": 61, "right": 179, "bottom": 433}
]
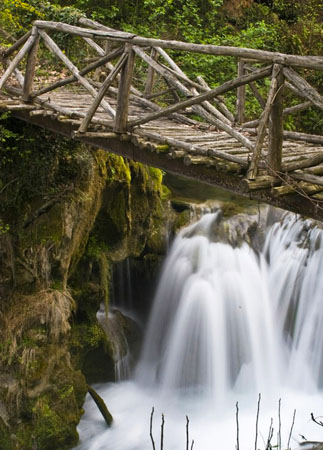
[{"left": 1, "top": 18, "right": 323, "bottom": 219}]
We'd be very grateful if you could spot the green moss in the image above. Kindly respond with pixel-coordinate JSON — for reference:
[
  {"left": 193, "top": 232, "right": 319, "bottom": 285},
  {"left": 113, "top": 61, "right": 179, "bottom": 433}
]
[
  {"left": 71, "top": 322, "right": 108, "bottom": 350},
  {"left": 106, "top": 154, "right": 131, "bottom": 184},
  {"left": 173, "top": 209, "right": 192, "bottom": 231},
  {"left": 30, "top": 394, "right": 79, "bottom": 450}
]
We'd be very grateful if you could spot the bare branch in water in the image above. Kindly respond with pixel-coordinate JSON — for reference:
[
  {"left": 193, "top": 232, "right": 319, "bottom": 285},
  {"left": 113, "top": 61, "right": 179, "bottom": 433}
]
[
  {"left": 266, "top": 417, "right": 274, "bottom": 450},
  {"left": 278, "top": 398, "right": 282, "bottom": 450},
  {"left": 311, "top": 413, "right": 323, "bottom": 428},
  {"left": 190, "top": 439, "right": 195, "bottom": 450},
  {"left": 150, "top": 407, "right": 156, "bottom": 450},
  {"left": 186, "top": 416, "right": 189, "bottom": 450},
  {"left": 255, "top": 393, "right": 261, "bottom": 450},
  {"left": 287, "top": 409, "right": 297, "bottom": 450},
  {"left": 236, "top": 401, "right": 240, "bottom": 450},
  {"left": 160, "top": 413, "right": 165, "bottom": 450}
]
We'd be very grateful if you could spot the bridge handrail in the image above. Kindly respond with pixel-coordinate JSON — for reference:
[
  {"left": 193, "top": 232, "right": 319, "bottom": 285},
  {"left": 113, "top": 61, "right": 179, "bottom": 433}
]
[{"left": 31, "top": 20, "right": 323, "bottom": 71}]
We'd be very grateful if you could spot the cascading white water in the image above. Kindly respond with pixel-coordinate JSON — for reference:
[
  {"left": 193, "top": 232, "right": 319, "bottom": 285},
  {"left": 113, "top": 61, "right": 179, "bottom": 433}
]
[{"left": 76, "top": 212, "right": 323, "bottom": 450}]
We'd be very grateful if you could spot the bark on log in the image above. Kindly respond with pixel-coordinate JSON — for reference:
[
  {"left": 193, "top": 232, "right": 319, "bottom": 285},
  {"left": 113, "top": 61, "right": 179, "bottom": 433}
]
[
  {"left": 88, "top": 385, "right": 113, "bottom": 427},
  {"left": 249, "top": 81, "right": 266, "bottom": 109},
  {"left": 288, "top": 172, "right": 323, "bottom": 186},
  {"left": 144, "top": 48, "right": 158, "bottom": 97},
  {"left": 79, "top": 52, "right": 127, "bottom": 133},
  {"left": 0, "top": 32, "right": 37, "bottom": 90},
  {"left": 241, "top": 175, "right": 280, "bottom": 192},
  {"left": 236, "top": 60, "right": 246, "bottom": 124},
  {"left": 282, "top": 153, "right": 323, "bottom": 172},
  {"left": 268, "top": 64, "right": 284, "bottom": 173},
  {"left": 283, "top": 101, "right": 312, "bottom": 116},
  {"left": 283, "top": 131, "right": 323, "bottom": 145},
  {"left": 196, "top": 75, "right": 234, "bottom": 122},
  {"left": 272, "top": 181, "right": 323, "bottom": 197},
  {"left": 1, "top": 31, "right": 31, "bottom": 59},
  {"left": 36, "top": 19, "right": 323, "bottom": 70},
  {"left": 114, "top": 44, "right": 136, "bottom": 133},
  {"left": 23, "top": 29, "right": 40, "bottom": 102},
  {"left": 247, "top": 64, "right": 280, "bottom": 180},
  {"left": 134, "top": 129, "right": 248, "bottom": 166},
  {"left": 283, "top": 67, "right": 323, "bottom": 110}
]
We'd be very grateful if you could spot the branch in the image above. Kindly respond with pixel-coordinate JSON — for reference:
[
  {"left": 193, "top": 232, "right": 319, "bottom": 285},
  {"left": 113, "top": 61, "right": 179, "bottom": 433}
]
[
  {"left": 255, "top": 393, "right": 261, "bottom": 450},
  {"left": 311, "top": 413, "right": 323, "bottom": 427},
  {"left": 287, "top": 409, "right": 296, "bottom": 450},
  {"left": 150, "top": 407, "right": 156, "bottom": 450}
]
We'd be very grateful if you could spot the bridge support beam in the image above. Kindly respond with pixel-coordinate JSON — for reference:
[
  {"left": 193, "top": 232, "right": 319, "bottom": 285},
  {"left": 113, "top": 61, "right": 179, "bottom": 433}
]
[
  {"left": 236, "top": 59, "right": 246, "bottom": 124},
  {"left": 23, "top": 27, "right": 40, "bottom": 102},
  {"left": 268, "top": 64, "right": 284, "bottom": 173},
  {"left": 114, "top": 44, "right": 135, "bottom": 133}
]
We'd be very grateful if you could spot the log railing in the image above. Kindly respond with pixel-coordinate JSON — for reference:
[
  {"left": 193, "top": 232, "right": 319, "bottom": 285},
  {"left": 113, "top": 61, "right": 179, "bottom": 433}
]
[{"left": 0, "top": 18, "right": 322, "bottom": 182}]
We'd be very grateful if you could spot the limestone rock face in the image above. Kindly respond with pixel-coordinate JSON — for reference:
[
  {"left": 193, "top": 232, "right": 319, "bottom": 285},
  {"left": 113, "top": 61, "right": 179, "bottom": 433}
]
[{"left": 0, "top": 125, "right": 169, "bottom": 450}]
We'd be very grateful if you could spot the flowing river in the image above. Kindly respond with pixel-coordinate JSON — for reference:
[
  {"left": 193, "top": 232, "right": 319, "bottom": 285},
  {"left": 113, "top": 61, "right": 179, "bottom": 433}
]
[{"left": 76, "top": 211, "right": 323, "bottom": 450}]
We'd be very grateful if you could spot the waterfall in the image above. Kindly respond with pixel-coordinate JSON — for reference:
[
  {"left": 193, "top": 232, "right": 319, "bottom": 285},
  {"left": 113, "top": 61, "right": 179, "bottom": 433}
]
[{"left": 76, "top": 212, "right": 323, "bottom": 450}]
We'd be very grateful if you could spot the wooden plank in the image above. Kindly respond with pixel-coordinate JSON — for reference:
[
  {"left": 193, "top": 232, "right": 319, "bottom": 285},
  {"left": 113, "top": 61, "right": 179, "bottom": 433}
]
[
  {"left": 114, "top": 44, "right": 136, "bottom": 133},
  {"left": 236, "top": 60, "right": 245, "bottom": 124},
  {"left": 282, "top": 153, "right": 323, "bottom": 172},
  {"left": 272, "top": 181, "right": 323, "bottom": 197},
  {"left": 38, "top": 29, "right": 116, "bottom": 118},
  {"left": 79, "top": 52, "right": 128, "bottom": 132},
  {"left": 241, "top": 175, "right": 280, "bottom": 192},
  {"left": 128, "top": 66, "right": 272, "bottom": 128},
  {"left": 0, "top": 31, "right": 37, "bottom": 90},
  {"left": 289, "top": 172, "right": 323, "bottom": 186},
  {"left": 134, "top": 128, "right": 248, "bottom": 166},
  {"left": 23, "top": 29, "right": 40, "bottom": 102},
  {"left": 268, "top": 64, "right": 284, "bottom": 173},
  {"left": 283, "top": 67, "right": 323, "bottom": 110}
]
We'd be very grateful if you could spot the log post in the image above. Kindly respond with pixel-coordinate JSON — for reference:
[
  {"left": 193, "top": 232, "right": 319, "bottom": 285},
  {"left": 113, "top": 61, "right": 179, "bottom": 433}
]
[
  {"left": 114, "top": 43, "right": 135, "bottom": 133},
  {"left": 23, "top": 27, "right": 40, "bottom": 102},
  {"left": 144, "top": 48, "right": 158, "bottom": 97},
  {"left": 247, "top": 64, "right": 281, "bottom": 180},
  {"left": 78, "top": 52, "right": 128, "bottom": 133},
  {"left": 236, "top": 59, "right": 246, "bottom": 124},
  {"left": 268, "top": 64, "right": 284, "bottom": 173}
]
